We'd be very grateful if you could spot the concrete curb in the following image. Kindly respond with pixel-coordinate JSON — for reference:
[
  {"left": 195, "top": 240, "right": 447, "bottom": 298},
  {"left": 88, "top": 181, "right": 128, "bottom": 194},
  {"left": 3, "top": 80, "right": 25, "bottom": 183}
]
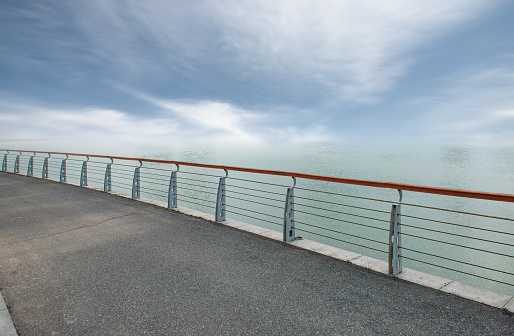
[{"left": 0, "top": 292, "right": 18, "bottom": 336}]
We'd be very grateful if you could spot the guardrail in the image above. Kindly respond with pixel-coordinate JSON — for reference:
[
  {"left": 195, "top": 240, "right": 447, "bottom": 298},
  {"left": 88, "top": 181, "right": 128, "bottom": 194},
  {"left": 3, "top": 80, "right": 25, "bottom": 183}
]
[{"left": 1, "top": 149, "right": 513, "bottom": 296}]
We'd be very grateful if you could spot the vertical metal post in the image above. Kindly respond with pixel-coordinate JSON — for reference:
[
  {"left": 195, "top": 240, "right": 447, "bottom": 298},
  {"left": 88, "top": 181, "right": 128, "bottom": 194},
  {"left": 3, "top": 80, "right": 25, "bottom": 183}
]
[
  {"left": 2, "top": 154, "right": 7, "bottom": 172},
  {"left": 104, "top": 163, "right": 112, "bottom": 192},
  {"left": 215, "top": 177, "right": 226, "bottom": 222},
  {"left": 27, "top": 156, "right": 34, "bottom": 176},
  {"left": 132, "top": 166, "right": 140, "bottom": 199},
  {"left": 80, "top": 161, "right": 87, "bottom": 186},
  {"left": 388, "top": 202, "right": 402, "bottom": 275},
  {"left": 168, "top": 171, "right": 177, "bottom": 208},
  {"left": 42, "top": 157, "right": 49, "bottom": 179},
  {"left": 59, "top": 159, "right": 67, "bottom": 182},
  {"left": 283, "top": 187, "right": 295, "bottom": 242},
  {"left": 14, "top": 155, "right": 20, "bottom": 173}
]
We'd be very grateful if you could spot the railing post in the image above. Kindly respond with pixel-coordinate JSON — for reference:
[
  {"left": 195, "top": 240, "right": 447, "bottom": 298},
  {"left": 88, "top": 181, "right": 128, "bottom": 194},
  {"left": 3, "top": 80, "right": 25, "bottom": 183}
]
[
  {"left": 283, "top": 187, "right": 295, "bottom": 242},
  {"left": 27, "top": 156, "right": 34, "bottom": 176},
  {"left": 104, "top": 163, "right": 112, "bottom": 192},
  {"left": 14, "top": 155, "right": 20, "bottom": 174},
  {"left": 80, "top": 161, "right": 87, "bottom": 186},
  {"left": 42, "top": 157, "right": 49, "bottom": 179},
  {"left": 2, "top": 154, "right": 7, "bottom": 172},
  {"left": 215, "top": 177, "right": 226, "bottom": 222},
  {"left": 388, "top": 202, "right": 402, "bottom": 275},
  {"left": 132, "top": 166, "right": 140, "bottom": 199},
  {"left": 168, "top": 171, "right": 177, "bottom": 208},
  {"left": 59, "top": 159, "right": 67, "bottom": 182}
]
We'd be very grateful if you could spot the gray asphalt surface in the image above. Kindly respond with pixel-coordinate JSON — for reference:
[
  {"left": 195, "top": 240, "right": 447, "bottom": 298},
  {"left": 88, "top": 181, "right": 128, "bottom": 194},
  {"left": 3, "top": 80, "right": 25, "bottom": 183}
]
[{"left": 0, "top": 172, "right": 512, "bottom": 335}]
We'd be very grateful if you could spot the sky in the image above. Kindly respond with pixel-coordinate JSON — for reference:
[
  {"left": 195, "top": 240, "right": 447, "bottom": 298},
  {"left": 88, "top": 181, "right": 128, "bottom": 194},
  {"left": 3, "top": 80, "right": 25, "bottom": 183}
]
[{"left": 1, "top": 0, "right": 514, "bottom": 150}]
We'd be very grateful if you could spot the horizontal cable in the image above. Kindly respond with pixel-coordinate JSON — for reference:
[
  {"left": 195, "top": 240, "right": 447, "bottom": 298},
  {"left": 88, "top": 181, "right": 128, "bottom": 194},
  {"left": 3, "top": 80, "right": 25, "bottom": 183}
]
[
  {"left": 111, "top": 181, "right": 133, "bottom": 188},
  {"left": 110, "top": 183, "right": 131, "bottom": 191},
  {"left": 180, "top": 185, "right": 218, "bottom": 196},
  {"left": 141, "top": 175, "right": 169, "bottom": 183},
  {"left": 177, "top": 194, "right": 214, "bottom": 205},
  {"left": 180, "top": 176, "right": 219, "bottom": 185},
  {"left": 140, "top": 185, "right": 168, "bottom": 195},
  {"left": 226, "top": 205, "right": 283, "bottom": 220},
  {"left": 88, "top": 160, "right": 110, "bottom": 164},
  {"left": 402, "top": 247, "right": 514, "bottom": 276},
  {"left": 225, "top": 194, "right": 283, "bottom": 210},
  {"left": 401, "top": 255, "right": 514, "bottom": 287},
  {"left": 295, "top": 195, "right": 390, "bottom": 214},
  {"left": 141, "top": 179, "right": 168, "bottom": 188},
  {"left": 141, "top": 166, "right": 173, "bottom": 174},
  {"left": 112, "top": 162, "right": 140, "bottom": 168},
  {"left": 179, "top": 198, "right": 216, "bottom": 209},
  {"left": 295, "top": 220, "right": 388, "bottom": 246},
  {"left": 111, "top": 172, "right": 133, "bottom": 179},
  {"left": 177, "top": 195, "right": 216, "bottom": 209},
  {"left": 227, "top": 184, "right": 285, "bottom": 197},
  {"left": 226, "top": 209, "right": 282, "bottom": 227},
  {"left": 295, "top": 209, "right": 388, "bottom": 232},
  {"left": 401, "top": 232, "right": 514, "bottom": 258},
  {"left": 296, "top": 186, "right": 391, "bottom": 203},
  {"left": 228, "top": 176, "right": 289, "bottom": 188},
  {"left": 401, "top": 222, "right": 514, "bottom": 247},
  {"left": 112, "top": 167, "right": 136, "bottom": 174},
  {"left": 400, "top": 214, "right": 514, "bottom": 236},
  {"left": 402, "top": 202, "right": 514, "bottom": 222},
  {"left": 85, "top": 167, "right": 106, "bottom": 174},
  {"left": 296, "top": 201, "right": 389, "bottom": 224},
  {"left": 225, "top": 188, "right": 283, "bottom": 203},
  {"left": 180, "top": 181, "right": 218, "bottom": 191},
  {"left": 141, "top": 189, "right": 167, "bottom": 199},
  {"left": 295, "top": 227, "right": 386, "bottom": 254},
  {"left": 180, "top": 170, "right": 222, "bottom": 178},
  {"left": 87, "top": 176, "right": 104, "bottom": 183}
]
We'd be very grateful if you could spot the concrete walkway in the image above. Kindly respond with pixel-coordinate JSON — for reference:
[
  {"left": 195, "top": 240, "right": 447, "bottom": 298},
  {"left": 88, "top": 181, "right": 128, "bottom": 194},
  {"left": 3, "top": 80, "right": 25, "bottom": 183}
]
[{"left": 0, "top": 172, "right": 512, "bottom": 335}]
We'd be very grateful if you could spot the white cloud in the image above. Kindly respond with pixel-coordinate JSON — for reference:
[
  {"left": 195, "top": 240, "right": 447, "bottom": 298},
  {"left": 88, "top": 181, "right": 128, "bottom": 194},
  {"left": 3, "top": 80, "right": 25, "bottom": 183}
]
[
  {"left": 0, "top": 0, "right": 492, "bottom": 103},
  {"left": 418, "top": 67, "right": 514, "bottom": 146},
  {"left": 0, "top": 97, "right": 332, "bottom": 146}
]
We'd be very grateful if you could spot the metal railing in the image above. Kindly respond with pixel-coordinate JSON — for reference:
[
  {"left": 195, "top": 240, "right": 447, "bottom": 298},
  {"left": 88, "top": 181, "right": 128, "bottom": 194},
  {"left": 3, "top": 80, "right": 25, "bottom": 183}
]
[{"left": 1, "top": 149, "right": 513, "bottom": 296}]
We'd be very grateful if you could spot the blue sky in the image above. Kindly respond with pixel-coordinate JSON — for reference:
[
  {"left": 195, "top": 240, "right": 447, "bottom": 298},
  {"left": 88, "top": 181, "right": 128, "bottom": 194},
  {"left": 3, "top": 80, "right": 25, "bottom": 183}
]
[{"left": 1, "top": 0, "right": 513, "bottom": 148}]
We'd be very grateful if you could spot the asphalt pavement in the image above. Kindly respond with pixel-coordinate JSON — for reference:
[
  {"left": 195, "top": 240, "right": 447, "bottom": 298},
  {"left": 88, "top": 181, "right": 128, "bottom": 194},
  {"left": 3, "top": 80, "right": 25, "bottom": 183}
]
[{"left": 0, "top": 172, "right": 512, "bottom": 335}]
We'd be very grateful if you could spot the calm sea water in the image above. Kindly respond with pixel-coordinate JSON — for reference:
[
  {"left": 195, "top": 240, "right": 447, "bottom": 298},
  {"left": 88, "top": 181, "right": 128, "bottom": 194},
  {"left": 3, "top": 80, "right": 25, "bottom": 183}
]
[{"left": 25, "top": 143, "right": 514, "bottom": 296}]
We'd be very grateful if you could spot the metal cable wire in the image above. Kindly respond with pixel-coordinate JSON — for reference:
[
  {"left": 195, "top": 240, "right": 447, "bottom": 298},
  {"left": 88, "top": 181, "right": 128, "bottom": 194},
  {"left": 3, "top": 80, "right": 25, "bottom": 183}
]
[
  {"left": 295, "top": 195, "right": 390, "bottom": 214},
  {"left": 140, "top": 178, "right": 168, "bottom": 187},
  {"left": 180, "top": 170, "right": 223, "bottom": 178},
  {"left": 111, "top": 172, "right": 133, "bottom": 179},
  {"left": 228, "top": 176, "right": 289, "bottom": 188},
  {"left": 401, "top": 232, "right": 514, "bottom": 258},
  {"left": 225, "top": 194, "right": 283, "bottom": 210},
  {"left": 295, "top": 220, "right": 388, "bottom": 246},
  {"left": 402, "top": 202, "right": 514, "bottom": 222},
  {"left": 111, "top": 181, "right": 133, "bottom": 188},
  {"left": 180, "top": 181, "right": 219, "bottom": 191},
  {"left": 295, "top": 209, "right": 389, "bottom": 232},
  {"left": 402, "top": 247, "right": 514, "bottom": 276},
  {"left": 401, "top": 223, "right": 514, "bottom": 247},
  {"left": 110, "top": 183, "right": 131, "bottom": 190},
  {"left": 295, "top": 201, "right": 389, "bottom": 223},
  {"left": 401, "top": 255, "right": 514, "bottom": 287},
  {"left": 400, "top": 214, "right": 514, "bottom": 236},
  {"left": 227, "top": 184, "right": 285, "bottom": 197},
  {"left": 141, "top": 189, "right": 167, "bottom": 199},
  {"left": 225, "top": 205, "right": 283, "bottom": 220},
  {"left": 295, "top": 186, "right": 391, "bottom": 203},
  {"left": 226, "top": 209, "right": 282, "bottom": 227},
  {"left": 141, "top": 175, "right": 169, "bottom": 183},
  {"left": 140, "top": 166, "right": 173, "bottom": 174},
  {"left": 177, "top": 193, "right": 213, "bottom": 204},
  {"left": 180, "top": 185, "right": 218, "bottom": 196},
  {"left": 295, "top": 227, "right": 387, "bottom": 253},
  {"left": 180, "top": 176, "right": 219, "bottom": 185},
  {"left": 140, "top": 185, "right": 168, "bottom": 195},
  {"left": 225, "top": 188, "right": 284, "bottom": 203},
  {"left": 177, "top": 196, "right": 216, "bottom": 209}
]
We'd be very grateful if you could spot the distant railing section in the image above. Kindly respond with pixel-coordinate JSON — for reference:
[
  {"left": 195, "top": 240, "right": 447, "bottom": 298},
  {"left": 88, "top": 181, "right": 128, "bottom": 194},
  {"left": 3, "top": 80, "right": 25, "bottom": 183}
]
[{"left": 1, "top": 149, "right": 513, "bottom": 296}]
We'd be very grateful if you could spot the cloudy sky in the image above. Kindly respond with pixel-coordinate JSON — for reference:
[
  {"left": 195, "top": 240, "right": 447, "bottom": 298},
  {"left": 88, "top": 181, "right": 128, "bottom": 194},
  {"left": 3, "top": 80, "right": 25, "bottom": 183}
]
[{"left": 1, "top": 0, "right": 513, "bottom": 148}]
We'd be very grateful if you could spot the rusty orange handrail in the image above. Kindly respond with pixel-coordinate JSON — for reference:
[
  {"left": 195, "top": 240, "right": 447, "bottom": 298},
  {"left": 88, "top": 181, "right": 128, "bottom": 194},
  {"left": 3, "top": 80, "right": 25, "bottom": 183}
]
[{"left": 2, "top": 149, "right": 514, "bottom": 203}]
